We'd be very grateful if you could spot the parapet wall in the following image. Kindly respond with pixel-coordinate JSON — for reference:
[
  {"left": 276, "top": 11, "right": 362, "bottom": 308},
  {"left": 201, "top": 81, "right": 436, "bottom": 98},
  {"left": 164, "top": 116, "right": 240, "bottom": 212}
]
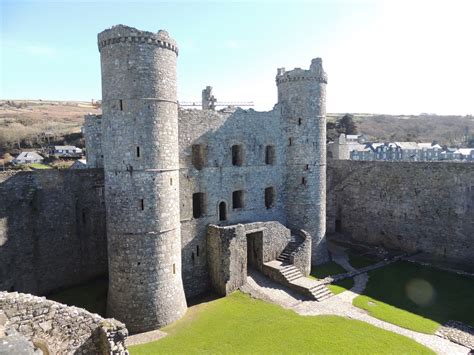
[
  {"left": 0, "top": 169, "right": 107, "bottom": 295},
  {"left": 0, "top": 291, "right": 128, "bottom": 354},
  {"left": 327, "top": 160, "right": 474, "bottom": 265}
]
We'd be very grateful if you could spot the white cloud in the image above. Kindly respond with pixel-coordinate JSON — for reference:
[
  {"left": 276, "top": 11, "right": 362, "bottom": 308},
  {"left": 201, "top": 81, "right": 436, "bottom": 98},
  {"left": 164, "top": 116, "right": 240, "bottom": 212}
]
[{"left": 24, "top": 45, "right": 57, "bottom": 57}]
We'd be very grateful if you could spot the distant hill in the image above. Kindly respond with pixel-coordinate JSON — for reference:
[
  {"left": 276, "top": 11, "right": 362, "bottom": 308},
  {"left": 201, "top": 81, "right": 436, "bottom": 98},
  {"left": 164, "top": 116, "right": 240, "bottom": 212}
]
[
  {"left": 1, "top": 101, "right": 473, "bottom": 158},
  {"left": 0, "top": 100, "right": 101, "bottom": 156},
  {"left": 327, "top": 113, "right": 474, "bottom": 147}
]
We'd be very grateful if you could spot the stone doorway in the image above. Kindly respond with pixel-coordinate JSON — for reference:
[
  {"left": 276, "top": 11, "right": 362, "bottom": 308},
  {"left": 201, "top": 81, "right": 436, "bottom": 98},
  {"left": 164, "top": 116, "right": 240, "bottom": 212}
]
[
  {"left": 219, "top": 201, "right": 227, "bottom": 221},
  {"left": 246, "top": 231, "right": 263, "bottom": 270}
]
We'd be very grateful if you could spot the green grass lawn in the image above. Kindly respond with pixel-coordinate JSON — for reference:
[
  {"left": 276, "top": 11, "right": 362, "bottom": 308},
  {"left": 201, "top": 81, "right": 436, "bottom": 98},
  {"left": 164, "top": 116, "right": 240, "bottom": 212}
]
[
  {"left": 309, "top": 261, "right": 354, "bottom": 294},
  {"left": 47, "top": 277, "right": 108, "bottom": 316},
  {"left": 28, "top": 163, "right": 51, "bottom": 169},
  {"left": 353, "top": 261, "right": 474, "bottom": 334},
  {"left": 348, "top": 251, "right": 380, "bottom": 269},
  {"left": 130, "top": 292, "right": 433, "bottom": 354}
]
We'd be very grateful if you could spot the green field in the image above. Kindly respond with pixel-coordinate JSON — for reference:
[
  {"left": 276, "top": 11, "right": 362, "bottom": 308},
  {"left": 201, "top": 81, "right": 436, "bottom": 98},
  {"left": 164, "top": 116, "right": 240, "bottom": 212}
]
[
  {"left": 353, "top": 261, "right": 474, "bottom": 334},
  {"left": 310, "top": 261, "right": 354, "bottom": 294},
  {"left": 130, "top": 292, "right": 433, "bottom": 354}
]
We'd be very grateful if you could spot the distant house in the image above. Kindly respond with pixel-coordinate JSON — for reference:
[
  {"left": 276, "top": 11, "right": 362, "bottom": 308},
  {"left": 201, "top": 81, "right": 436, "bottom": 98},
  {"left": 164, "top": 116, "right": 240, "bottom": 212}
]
[
  {"left": 69, "top": 159, "right": 88, "bottom": 169},
  {"left": 53, "top": 145, "right": 83, "bottom": 158},
  {"left": 13, "top": 151, "right": 44, "bottom": 165}
]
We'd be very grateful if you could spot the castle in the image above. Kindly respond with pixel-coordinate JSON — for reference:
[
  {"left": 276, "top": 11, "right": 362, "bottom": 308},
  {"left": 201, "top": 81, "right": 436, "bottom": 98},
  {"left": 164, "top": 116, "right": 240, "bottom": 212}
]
[{"left": 83, "top": 25, "right": 329, "bottom": 332}]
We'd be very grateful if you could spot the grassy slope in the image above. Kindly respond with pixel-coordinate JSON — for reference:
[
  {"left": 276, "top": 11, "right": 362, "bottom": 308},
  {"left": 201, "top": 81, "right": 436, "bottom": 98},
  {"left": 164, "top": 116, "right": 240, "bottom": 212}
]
[
  {"left": 130, "top": 292, "right": 433, "bottom": 354},
  {"left": 309, "top": 261, "right": 354, "bottom": 294},
  {"left": 353, "top": 261, "right": 474, "bottom": 334}
]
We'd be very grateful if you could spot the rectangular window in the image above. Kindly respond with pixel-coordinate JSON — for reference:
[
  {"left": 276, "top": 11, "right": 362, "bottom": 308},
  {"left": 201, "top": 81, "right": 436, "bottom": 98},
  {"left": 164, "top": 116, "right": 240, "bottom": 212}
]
[
  {"left": 265, "top": 187, "right": 275, "bottom": 209},
  {"left": 119, "top": 99, "right": 123, "bottom": 111},
  {"left": 289, "top": 138, "right": 292, "bottom": 146},
  {"left": 140, "top": 199, "right": 144, "bottom": 210},
  {"left": 173, "top": 263, "right": 176, "bottom": 274},
  {"left": 136, "top": 146, "right": 140, "bottom": 158},
  {"left": 192, "top": 144, "right": 205, "bottom": 170},
  {"left": 192, "top": 192, "right": 205, "bottom": 218},
  {"left": 232, "top": 145, "right": 244, "bottom": 166},
  {"left": 232, "top": 190, "right": 244, "bottom": 209},
  {"left": 265, "top": 145, "right": 275, "bottom": 165}
]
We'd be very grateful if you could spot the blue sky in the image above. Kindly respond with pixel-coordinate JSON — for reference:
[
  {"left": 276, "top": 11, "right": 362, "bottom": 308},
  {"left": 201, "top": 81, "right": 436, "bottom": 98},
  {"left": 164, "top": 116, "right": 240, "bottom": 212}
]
[{"left": 1, "top": 0, "right": 473, "bottom": 114}]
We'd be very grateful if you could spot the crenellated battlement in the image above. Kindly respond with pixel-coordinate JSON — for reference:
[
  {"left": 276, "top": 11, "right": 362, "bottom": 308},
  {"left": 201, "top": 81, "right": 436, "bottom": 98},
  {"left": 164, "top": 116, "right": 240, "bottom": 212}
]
[
  {"left": 98, "top": 24, "right": 178, "bottom": 55},
  {"left": 276, "top": 58, "right": 327, "bottom": 85}
]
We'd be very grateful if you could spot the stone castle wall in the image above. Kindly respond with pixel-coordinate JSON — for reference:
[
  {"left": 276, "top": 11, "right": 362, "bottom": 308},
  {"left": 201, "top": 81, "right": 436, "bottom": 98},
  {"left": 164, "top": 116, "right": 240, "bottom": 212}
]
[
  {"left": 327, "top": 160, "right": 474, "bottom": 265},
  {"left": 0, "top": 170, "right": 107, "bottom": 296},
  {"left": 0, "top": 291, "right": 127, "bottom": 354},
  {"left": 178, "top": 107, "right": 288, "bottom": 298}
]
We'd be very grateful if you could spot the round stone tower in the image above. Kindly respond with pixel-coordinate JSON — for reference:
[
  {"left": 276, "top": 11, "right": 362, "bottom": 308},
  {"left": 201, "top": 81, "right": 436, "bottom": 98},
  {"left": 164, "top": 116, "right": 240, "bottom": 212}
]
[
  {"left": 276, "top": 58, "right": 329, "bottom": 265},
  {"left": 98, "top": 25, "right": 187, "bottom": 333}
]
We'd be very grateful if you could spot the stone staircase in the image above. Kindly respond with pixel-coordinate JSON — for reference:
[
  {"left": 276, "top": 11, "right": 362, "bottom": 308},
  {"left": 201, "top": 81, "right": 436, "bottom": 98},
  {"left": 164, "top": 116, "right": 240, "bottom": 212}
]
[
  {"left": 276, "top": 236, "right": 301, "bottom": 263},
  {"left": 262, "top": 235, "right": 334, "bottom": 302}
]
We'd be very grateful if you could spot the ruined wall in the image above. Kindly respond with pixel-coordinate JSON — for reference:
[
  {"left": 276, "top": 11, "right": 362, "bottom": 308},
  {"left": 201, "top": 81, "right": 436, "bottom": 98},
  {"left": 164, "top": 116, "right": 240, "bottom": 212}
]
[
  {"left": 327, "top": 160, "right": 474, "bottom": 265},
  {"left": 178, "top": 108, "right": 287, "bottom": 298},
  {"left": 207, "top": 221, "right": 291, "bottom": 296},
  {"left": 0, "top": 170, "right": 107, "bottom": 295},
  {"left": 0, "top": 291, "right": 127, "bottom": 354}
]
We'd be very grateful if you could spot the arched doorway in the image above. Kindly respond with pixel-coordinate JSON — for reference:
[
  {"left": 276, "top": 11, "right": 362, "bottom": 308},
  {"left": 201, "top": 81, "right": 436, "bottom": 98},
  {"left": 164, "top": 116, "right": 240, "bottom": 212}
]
[{"left": 219, "top": 201, "right": 227, "bottom": 221}]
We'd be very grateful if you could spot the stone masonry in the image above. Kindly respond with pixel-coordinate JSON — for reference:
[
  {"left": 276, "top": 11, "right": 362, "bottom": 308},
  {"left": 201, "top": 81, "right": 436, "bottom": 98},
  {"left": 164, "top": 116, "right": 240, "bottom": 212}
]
[
  {"left": 84, "top": 24, "right": 331, "bottom": 331},
  {"left": 98, "top": 25, "right": 187, "bottom": 334},
  {"left": 0, "top": 291, "right": 128, "bottom": 354},
  {"left": 327, "top": 160, "right": 474, "bottom": 266}
]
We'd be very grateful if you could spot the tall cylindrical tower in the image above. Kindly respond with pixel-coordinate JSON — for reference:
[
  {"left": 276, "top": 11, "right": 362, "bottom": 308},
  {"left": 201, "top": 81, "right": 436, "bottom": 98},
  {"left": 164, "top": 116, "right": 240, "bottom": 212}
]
[
  {"left": 98, "top": 25, "right": 187, "bottom": 333},
  {"left": 276, "top": 58, "right": 329, "bottom": 265}
]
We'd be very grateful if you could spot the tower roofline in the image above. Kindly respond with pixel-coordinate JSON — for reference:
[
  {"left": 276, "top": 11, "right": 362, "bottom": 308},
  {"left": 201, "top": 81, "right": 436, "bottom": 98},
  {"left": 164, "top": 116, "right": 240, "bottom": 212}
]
[
  {"left": 276, "top": 58, "right": 327, "bottom": 85},
  {"left": 97, "top": 24, "right": 178, "bottom": 55}
]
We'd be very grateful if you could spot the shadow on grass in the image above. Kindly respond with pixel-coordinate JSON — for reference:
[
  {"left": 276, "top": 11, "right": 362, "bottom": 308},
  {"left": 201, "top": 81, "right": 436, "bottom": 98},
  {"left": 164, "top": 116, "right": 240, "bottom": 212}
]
[
  {"left": 46, "top": 276, "right": 108, "bottom": 316},
  {"left": 353, "top": 261, "right": 474, "bottom": 334},
  {"left": 309, "top": 261, "right": 354, "bottom": 295}
]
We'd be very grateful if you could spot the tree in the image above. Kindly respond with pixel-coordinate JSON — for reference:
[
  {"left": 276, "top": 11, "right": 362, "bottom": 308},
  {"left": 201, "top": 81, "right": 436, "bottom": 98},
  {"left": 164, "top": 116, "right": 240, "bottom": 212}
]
[{"left": 336, "top": 114, "right": 358, "bottom": 135}]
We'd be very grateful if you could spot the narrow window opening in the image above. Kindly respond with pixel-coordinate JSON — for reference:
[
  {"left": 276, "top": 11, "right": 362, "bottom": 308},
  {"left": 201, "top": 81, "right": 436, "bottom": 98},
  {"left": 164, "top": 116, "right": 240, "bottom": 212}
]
[
  {"left": 265, "top": 145, "right": 275, "bottom": 165},
  {"left": 265, "top": 187, "right": 275, "bottom": 209},
  {"left": 191, "top": 252, "right": 195, "bottom": 263},
  {"left": 289, "top": 138, "right": 292, "bottom": 146},
  {"left": 192, "top": 192, "right": 205, "bottom": 218},
  {"left": 140, "top": 199, "right": 144, "bottom": 210},
  {"left": 219, "top": 201, "right": 227, "bottom": 221},
  {"left": 197, "top": 245, "right": 200, "bottom": 257},
  {"left": 192, "top": 144, "right": 205, "bottom": 170},
  {"left": 302, "top": 177, "right": 307, "bottom": 185},
  {"left": 232, "top": 145, "right": 244, "bottom": 166},
  {"left": 119, "top": 99, "right": 123, "bottom": 111},
  {"left": 298, "top": 118, "right": 302, "bottom": 125},
  {"left": 173, "top": 263, "right": 176, "bottom": 274},
  {"left": 305, "top": 164, "right": 309, "bottom": 170},
  {"left": 233, "top": 190, "right": 244, "bottom": 209},
  {"left": 170, "top": 178, "right": 173, "bottom": 186},
  {"left": 136, "top": 146, "right": 140, "bottom": 158}
]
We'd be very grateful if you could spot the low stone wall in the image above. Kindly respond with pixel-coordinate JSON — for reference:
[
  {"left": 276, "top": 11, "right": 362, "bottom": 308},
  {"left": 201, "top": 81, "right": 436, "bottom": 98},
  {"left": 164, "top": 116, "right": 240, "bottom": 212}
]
[
  {"left": 207, "top": 221, "right": 291, "bottom": 295},
  {"left": 0, "top": 291, "right": 128, "bottom": 354},
  {"left": 327, "top": 160, "right": 474, "bottom": 266}
]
